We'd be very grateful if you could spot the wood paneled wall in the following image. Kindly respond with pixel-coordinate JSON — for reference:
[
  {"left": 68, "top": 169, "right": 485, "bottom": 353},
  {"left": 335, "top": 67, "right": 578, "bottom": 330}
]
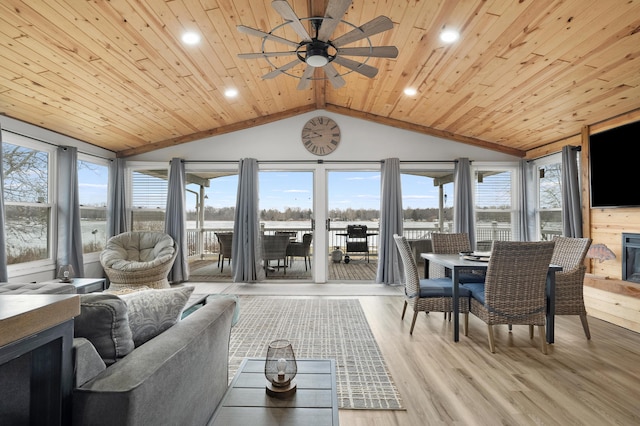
[{"left": 556, "top": 110, "right": 640, "bottom": 333}]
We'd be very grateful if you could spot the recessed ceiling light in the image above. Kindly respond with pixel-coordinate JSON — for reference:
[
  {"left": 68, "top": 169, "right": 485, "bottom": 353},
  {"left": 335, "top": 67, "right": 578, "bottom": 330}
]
[
  {"left": 404, "top": 88, "right": 417, "bottom": 96},
  {"left": 440, "top": 29, "right": 460, "bottom": 43},
  {"left": 224, "top": 88, "right": 238, "bottom": 98},
  {"left": 182, "top": 32, "right": 201, "bottom": 45}
]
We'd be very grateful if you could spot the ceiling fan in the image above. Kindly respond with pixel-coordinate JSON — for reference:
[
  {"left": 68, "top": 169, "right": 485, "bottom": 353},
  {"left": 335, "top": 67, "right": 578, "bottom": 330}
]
[{"left": 237, "top": 0, "right": 398, "bottom": 89}]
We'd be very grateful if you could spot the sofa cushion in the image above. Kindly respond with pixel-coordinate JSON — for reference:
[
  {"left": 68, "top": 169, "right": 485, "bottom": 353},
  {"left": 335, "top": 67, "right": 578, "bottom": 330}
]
[
  {"left": 75, "top": 293, "right": 135, "bottom": 365},
  {"left": 73, "top": 337, "right": 107, "bottom": 387},
  {"left": 120, "top": 286, "right": 195, "bottom": 347}
]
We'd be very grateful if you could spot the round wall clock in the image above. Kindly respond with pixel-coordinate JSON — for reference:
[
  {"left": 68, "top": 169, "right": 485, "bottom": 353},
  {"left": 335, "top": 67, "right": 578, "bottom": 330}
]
[{"left": 301, "top": 116, "right": 341, "bottom": 156}]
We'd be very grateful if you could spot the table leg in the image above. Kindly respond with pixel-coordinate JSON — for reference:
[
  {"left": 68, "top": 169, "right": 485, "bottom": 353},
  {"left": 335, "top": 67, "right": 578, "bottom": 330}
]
[
  {"left": 452, "top": 268, "right": 460, "bottom": 342},
  {"left": 424, "top": 258, "right": 430, "bottom": 279},
  {"left": 546, "top": 270, "right": 556, "bottom": 344}
]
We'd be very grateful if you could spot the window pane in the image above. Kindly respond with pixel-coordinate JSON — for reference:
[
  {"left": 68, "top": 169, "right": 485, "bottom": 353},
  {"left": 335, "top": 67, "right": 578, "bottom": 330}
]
[
  {"left": 475, "top": 170, "right": 513, "bottom": 247},
  {"left": 131, "top": 170, "right": 167, "bottom": 231},
  {"left": 2, "top": 142, "right": 49, "bottom": 203},
  {"left": 539, "top": 163, "right": 562, "bottom": 240},
  {"left": 400, "top": 173, "right": 454, "bottom": 239},
  {"left": 78, "top": 160, "right": 109, "bottom": 253},
  {"left": 4, "top": 205, "right": 50, "bottom": 264},
  {"left": 539, "top": 164, "right": 562, "bottom": 209},
  {"left": 2, "top": 141, "right": 51, "bottom": 265}
]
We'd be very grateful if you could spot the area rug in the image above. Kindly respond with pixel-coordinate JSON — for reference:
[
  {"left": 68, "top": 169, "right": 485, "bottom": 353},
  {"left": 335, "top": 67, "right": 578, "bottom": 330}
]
[{"left": 228, "top": 296, "right": 404, "bottom": 410}]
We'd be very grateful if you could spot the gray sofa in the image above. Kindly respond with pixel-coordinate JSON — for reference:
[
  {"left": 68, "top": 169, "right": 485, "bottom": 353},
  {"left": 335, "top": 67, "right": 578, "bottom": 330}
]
[
  {"left": 72, "top": 296, "right": 236, "bottom": 426},
  {"left": 0, "top": 282, "right": 236, "bottom": 426}
]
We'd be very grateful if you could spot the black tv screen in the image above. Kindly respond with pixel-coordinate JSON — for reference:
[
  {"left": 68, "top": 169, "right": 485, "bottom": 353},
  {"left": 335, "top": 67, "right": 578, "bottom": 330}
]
[{"left": 589, "top": 120, "right": 640, "bottom": 208}]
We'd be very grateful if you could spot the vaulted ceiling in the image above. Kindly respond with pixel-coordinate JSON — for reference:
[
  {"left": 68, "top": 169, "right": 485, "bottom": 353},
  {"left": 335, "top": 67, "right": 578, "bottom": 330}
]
[{"left": 1, "top": 0, "right": 639, "bottom": 158}]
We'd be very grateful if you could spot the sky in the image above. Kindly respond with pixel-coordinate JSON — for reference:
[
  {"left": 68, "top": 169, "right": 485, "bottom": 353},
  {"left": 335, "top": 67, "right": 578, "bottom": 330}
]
[
  {"left": 76, "top": 164, "right": 509, "bottom": 212},
  {"left": 187, "top": 171, "right": 452, "bottom": 212}
]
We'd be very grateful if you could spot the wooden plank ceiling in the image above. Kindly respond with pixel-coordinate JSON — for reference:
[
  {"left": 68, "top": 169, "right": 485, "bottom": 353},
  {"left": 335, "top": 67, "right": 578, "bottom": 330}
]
[{"left": 0, "top": 0, "right": 638, "bottom": 158}]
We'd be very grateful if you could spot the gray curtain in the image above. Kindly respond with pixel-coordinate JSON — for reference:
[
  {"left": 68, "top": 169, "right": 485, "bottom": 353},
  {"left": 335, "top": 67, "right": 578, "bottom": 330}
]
[
  {"left": 561, "top": 145, "right": 583, "bottom": 237},
  {"left": 107, "top": 158, "right": 128, "bottom": 237},
  {"left": 453, "top": 157, "right": 476, "bottom": 248},
  {"left": 232, "top": 158, "right": 263, "bottom": 282},
  {"left": 517, "top": 159, "right": 536, "bottom": 241},
  {"left": 57, "top": 146, "right": 85, "bottom": 278},
  {"left": 165, "top": 158, "right": 189, "bottom": 283},
  {"left": 0, "top": 126, "right": 8, "bottom": 281},
  {"left": 376, "top": 158, "right": 403, "bottom": 284}
]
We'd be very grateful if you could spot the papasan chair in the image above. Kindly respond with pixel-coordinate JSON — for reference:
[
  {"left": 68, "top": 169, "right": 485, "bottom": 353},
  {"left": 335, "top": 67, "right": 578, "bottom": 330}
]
[{"left": 100, "top": 231, "right": 177, "bottom": 290}]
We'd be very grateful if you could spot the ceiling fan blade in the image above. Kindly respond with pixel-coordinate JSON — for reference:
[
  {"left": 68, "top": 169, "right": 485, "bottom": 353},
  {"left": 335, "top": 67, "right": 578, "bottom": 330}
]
[
  {"left": 297, "top": 65, "right": 316, "bottom": 90},
  {"left": 238, "top": 51, "right": 298, "bottom": 59},
  {"left": 332, "top": 16, "right": 394, "bottom": 48},
  {"left": 317, "top": 0, "right": 352, "bottom": 42},
  {"left": 322, "top": 63, "right": 346, "bottom": 88},
  {"left": 271, "top": 0, "right": 312, "bottom": 41},
  {"left": 332, "top": 56, "right": 378, "bottom": 78},
  {"left": 337, "top": 46, "right": 398, "bottom": 58},
  {"left": 262, "top": 59, "right": 301, "bottom": 79},
  {"left": 237, "top": 25, "right": 300, "bottom": 48}
]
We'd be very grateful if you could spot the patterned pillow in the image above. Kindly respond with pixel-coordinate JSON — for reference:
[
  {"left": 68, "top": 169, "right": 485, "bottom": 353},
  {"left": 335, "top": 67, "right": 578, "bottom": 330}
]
[
  {"left": 75, "top": 293, "right": 135, "bottom": 365},
  {"left": 119, "top": 286, "right": 195, "bottom": 347}
]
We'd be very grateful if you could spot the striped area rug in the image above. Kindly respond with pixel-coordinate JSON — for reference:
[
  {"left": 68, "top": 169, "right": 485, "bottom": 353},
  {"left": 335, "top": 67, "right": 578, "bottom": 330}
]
[{"left": 228, "top": 296, "right": 404, "bottom": 410}]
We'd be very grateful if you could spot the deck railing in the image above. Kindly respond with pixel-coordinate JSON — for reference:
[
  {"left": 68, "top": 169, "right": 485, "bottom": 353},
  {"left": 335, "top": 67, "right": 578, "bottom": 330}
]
[{"left": 184, "top": 222, "right": 558, "bottom": 259}]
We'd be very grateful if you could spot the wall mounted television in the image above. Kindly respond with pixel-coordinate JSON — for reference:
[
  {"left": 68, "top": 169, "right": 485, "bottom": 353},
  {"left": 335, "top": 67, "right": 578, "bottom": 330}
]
[{"left": 589, "top": 119, "right": 640, "bottom": 208}]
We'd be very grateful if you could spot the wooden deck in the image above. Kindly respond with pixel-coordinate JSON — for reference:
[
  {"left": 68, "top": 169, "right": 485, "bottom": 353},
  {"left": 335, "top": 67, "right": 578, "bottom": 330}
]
[{"left": 189, "top": 256, "right": 378, "bottom": 282}]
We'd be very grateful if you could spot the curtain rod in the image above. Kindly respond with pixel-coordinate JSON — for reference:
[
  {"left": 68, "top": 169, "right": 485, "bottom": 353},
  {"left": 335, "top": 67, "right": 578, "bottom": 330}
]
[
  {"left": 1, "top": 128, "right": 114, "bottom": 162},
  {"left": 527, "top": 145, "right": 581, "bottom": 162},
  {"left": 182, "top": 159, "right": 458, "bottom": 164}
]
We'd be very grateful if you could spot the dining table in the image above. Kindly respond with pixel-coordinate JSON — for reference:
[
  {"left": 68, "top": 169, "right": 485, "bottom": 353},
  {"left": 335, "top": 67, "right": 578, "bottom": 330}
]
[{"left": 421, "top": 253, "right": 562, "bottom": 343}]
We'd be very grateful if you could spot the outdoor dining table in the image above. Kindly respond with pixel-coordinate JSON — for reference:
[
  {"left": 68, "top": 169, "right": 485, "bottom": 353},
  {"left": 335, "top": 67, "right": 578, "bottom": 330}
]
[{"left": 421, "top": 253, "right": 563, "bottom": 344}]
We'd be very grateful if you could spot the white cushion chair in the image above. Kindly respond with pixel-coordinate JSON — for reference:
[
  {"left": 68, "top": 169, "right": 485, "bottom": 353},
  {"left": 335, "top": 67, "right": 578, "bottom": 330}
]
[{"left": 100, "top": 231, "right": 177, "bottom": 290}]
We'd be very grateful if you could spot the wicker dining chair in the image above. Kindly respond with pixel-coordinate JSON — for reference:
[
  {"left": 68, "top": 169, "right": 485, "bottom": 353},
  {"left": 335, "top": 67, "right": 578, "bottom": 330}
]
[
  {"left": 394, "top": 234, "right": 470, "bottom": 335},
  {"left": 430, "top": 232, "right": 486, "bottom": 283},
  {"left": 468, "top": 240, "right": 555, "bottom": 354},
  {"left": 551, "top": 236, "right": 593, "bottom": 339}
]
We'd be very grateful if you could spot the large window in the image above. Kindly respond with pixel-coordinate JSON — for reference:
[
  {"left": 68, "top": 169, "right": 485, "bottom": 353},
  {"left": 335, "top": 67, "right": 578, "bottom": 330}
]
[
  {"left": 131, "top": 169, "right": 168, "bottom": 231},
  {"left": 2, "top": 140, "right": 52, "bottom": 265},
  {"left": 475, "top": 168, "right": 515, "bottom": 249},
  {"left": 78, "top": 158, "right": 109, "bottom": 254}
]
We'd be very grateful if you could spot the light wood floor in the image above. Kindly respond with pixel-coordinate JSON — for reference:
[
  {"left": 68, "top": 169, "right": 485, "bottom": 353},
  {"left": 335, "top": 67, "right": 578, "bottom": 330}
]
[
  {"left": 347, "top": 296, "right": 640, "bottom": 426},
  {"left": 188, "top": 282, "right": 640, "bottom": 425}
]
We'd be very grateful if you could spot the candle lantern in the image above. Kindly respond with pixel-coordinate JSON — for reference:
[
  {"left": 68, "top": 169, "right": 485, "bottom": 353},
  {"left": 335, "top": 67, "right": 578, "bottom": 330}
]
[{"left": 265, "top": 339, "right": 297, "bottom": 397}]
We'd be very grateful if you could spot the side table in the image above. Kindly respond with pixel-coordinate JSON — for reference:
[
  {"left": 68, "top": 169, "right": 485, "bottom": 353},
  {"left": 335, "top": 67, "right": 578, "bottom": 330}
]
[
  {"left": 41, "top": 278, "right": 107, "bottom": 294},
  {"left": 209, "top": 358, "right": 339, "bottom": 426}
]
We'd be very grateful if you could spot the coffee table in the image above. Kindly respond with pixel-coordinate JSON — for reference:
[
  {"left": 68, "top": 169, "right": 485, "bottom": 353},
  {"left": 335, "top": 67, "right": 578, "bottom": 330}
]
[{"left": 208, "top": 358, "right": 339, "bottom": 426}]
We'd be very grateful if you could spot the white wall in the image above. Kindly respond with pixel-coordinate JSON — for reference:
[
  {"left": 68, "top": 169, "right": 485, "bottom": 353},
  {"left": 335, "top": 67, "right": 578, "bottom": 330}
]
[{"left": 127, "top": 111, "right": 519, "bottom": 162}]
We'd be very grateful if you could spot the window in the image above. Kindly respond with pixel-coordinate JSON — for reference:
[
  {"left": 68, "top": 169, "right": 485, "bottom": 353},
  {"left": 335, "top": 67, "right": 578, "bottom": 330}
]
[
  {"left": 400, "top": 171, "right": 454, "bottom": 239},
  {"left": 2, "top": 140, "right": 52, "bottom": 265},
  {"left": 537, "top": 162, "right": 562, "bottom": 240},
  {"left": 78, "top": 158, "right": 109, "bottom": 254},
  {"left": 475, "top": 168, "right": 515, "bottom": 249},
  {"left": 131, "top": 169, "right": 168, "bottom": 231}
]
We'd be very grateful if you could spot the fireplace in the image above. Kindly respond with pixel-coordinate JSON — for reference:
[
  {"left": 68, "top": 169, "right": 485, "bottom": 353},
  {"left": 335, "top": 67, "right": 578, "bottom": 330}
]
[{"left": 622, "top": 233, "right": 640, "bottom": 283}]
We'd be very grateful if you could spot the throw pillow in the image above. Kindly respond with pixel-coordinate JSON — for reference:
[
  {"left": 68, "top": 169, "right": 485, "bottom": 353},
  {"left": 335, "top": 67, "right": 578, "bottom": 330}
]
[
  {"left": 120, "top": 285, "right": 195, "bottom": 347},
  {"left": 75, "top": 293, "right": 135, "bottom": 365}
]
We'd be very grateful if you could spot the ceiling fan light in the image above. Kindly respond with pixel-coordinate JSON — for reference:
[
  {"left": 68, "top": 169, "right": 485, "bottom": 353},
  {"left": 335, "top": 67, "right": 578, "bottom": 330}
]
[{"left": 306, "top": 54, "right": 328, "bottom": 67}]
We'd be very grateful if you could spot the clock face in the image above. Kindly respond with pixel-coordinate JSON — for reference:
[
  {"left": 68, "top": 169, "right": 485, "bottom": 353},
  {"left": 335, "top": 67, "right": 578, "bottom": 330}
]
[{"left": 301, "top": 116, "right": 341, "bottom": 156}]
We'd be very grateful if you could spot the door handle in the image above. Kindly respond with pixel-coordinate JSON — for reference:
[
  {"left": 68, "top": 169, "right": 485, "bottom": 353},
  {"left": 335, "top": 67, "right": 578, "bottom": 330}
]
[{"left": 326, "top": 218, "right": 331, "bottom": 231}]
